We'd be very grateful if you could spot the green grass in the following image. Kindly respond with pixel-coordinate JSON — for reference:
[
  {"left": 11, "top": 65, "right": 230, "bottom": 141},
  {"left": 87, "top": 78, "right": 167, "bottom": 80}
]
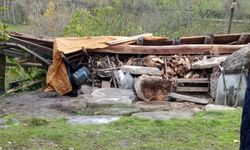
[{"left": 0, "top": 109, "right": 242, "bottom": 150}]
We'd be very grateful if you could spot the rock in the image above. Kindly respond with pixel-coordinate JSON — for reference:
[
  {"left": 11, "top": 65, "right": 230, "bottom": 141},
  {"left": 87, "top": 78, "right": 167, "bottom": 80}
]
[
  {"left": 0, "top": 109, "right": 4, "bottom": 115},
  {"left": 87, "top": 97, "right": 134, "bottom": 108},
  {"left": 135, "top": 101, "right": 172, "bottom": 112},
  {"left": 94, "top": 107, "right": 141, "bottom": 116},
  {"left": 191, "top": 107, "right": 203, "bottom": 113},
  {"left": 205, "top": 104, "right": 236, "bottom": 111},
  {"left": 38, "top": 92, "right": 60, "bottom": 98},
  {"left": 0, "top": 118, "right": 6, "bottom": 125},
  {"left": 135, "top": 101, "right": 198, "bottom": 112},
  {"left": 132, "top": 111, "right": 194, "bottom": 120},
  {"left": 78, "top": 85, "right": 93, "bottom": 95},
  {"left": 89, "top": 88, "right": 136, "bottom": 108},
  {"left": 50, "top": 99, "right": 88, "bottom": 114},
  {"left": 68, "top": 115, "right": 121, "bottom": 125},
  {"left": 121, "top": 65, "right": 163, "bottom": 76},
  {"left": 0, "top": 125, "right": 8, "bottom": 129},
  {"left": 91, "top": 88, "right": 135, "bottom": 99}
]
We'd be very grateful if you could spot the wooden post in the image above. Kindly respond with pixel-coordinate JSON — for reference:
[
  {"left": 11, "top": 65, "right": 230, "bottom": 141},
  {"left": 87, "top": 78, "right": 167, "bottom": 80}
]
[
  {"left": 0, "top": 54, "right": 6, "bottom": 94},
  {"left": 228, "top": 0, "right": 237, "bottom": 34}
]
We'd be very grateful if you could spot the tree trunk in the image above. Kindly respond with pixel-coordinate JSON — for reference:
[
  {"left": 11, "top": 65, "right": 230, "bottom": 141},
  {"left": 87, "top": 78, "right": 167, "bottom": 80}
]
[
  {"left": 11, "top": 0, "right": 16, "bottom": 24},
  {"left": 135, "top": 75, "right": 172, "bottom": 101}
]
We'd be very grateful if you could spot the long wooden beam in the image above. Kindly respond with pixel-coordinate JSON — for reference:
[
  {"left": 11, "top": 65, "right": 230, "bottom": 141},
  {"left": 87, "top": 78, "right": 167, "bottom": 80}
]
[
  {"left": 89, "top": 44, "right": 245, "bottom": 55},
  {"left": 9, "top": 37, "right": 53, "bottom": 59},
  {"left": 10, "top": 32, "right": 54, "bottom": 48},
  {"left": 0, "top": 42, "right": 51, "bottom": 66}
]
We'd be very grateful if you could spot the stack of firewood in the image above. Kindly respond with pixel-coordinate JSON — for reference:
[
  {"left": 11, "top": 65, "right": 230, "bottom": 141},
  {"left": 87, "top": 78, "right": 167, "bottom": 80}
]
[
  {"left": 142, "top": 55, "right": 192, "bottom": 79},
  {"left": 184, "top": 70, "right": 209, "bottom": 79},
  {"left": 165, "top": 55, "right": 191, "bottom": 78}
]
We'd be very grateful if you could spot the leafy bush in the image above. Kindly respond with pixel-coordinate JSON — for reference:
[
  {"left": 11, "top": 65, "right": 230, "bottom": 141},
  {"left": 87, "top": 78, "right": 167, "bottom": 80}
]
[
  {"left": 0, "top": 21, "right": 9, "bottom": 41},
  {"left": 64, "top": 6, "right": 143, "bottom": 36}
]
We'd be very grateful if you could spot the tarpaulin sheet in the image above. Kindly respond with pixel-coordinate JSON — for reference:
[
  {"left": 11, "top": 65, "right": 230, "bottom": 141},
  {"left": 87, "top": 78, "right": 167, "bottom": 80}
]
[{"left": 45, "top": 36, "right": 119, "bottom": 95}]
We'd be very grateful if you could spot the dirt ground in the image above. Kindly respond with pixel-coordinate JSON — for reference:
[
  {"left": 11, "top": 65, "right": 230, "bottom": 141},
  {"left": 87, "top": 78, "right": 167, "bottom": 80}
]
[{"left": 0, "top": 90, "right": 204, "bottom": 121}]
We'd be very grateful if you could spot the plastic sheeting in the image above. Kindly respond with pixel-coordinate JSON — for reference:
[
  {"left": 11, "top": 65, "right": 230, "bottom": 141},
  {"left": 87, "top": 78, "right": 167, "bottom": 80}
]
[{"left": 45, "top": 36, "right": 119, "bottom": 95}]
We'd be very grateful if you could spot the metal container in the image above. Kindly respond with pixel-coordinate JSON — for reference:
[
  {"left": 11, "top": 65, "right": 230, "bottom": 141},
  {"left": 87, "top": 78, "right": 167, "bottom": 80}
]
[{"left": 72, "top": 66, "right": 90, "bottom": 86}]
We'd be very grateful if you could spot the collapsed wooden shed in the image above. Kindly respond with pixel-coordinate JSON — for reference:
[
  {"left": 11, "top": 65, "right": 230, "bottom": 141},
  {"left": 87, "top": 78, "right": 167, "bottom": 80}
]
[{"left": 1, "top": 32, "right": 249, "bottom": 105}]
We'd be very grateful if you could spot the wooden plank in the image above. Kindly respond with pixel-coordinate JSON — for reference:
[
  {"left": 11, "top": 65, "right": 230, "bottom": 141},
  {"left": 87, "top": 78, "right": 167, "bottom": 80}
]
[
  {"left": 192, "top": 56, "right": 228, "bottom": 69},
  {"left": 106, "top": 33, "right": 153, "bottom": 45},
  {"left": 172, "top": 78, "right": 210, "bottom": 84},
  {"left": 10, "top": 32, "right": 54, "bottom": 48},
  {"left": 90, "top": 44, "right": 244, "bottom": 55},
  {"left": 1, "top": 49, "right": 27, "bottom": 58},
  {"left": 0, "top": 42, "right": 51, "bottom": 67},
  {"left": 9, "top": 37, "right": 53, "bottom": 59},
  {"left": 0, "top": 54, "right": 6, "bottom": 94},
  {"left": 180, "top": 33, "right": 250, "bottom": 45},
  {"left": 176, "top": 87, "right": 209, "bottom": 92},
  {"left": 168, "top": 92, "right": 209, "bottom": 104}
]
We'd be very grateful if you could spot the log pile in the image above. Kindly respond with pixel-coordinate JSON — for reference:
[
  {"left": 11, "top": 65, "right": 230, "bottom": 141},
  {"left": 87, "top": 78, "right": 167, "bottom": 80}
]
[
  {"left": 184, "top": 70, "right": 210, "bottom": 79},
  {"left": 165, "top": 55, "right": 191, "bottom": 79},
  {"left": 142, "top": 55, "right": 192, "bottom": 79}
]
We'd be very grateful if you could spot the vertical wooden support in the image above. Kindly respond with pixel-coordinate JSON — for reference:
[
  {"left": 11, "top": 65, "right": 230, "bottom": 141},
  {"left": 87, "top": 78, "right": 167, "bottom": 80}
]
[
  {"left": 0, "top": 54, "right": 6, "bottom": 94},
  {"left": 228, "top": 0, "right": 237, "bottom": 34}
]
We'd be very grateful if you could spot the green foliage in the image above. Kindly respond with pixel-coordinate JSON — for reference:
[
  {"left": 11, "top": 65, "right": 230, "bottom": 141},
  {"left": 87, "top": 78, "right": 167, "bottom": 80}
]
[
  {"left": 64, "top": 6, "right": 143, "bottom": 36},
  {"left": 0, "top": 109, "right": 242, "bottom": 149},
  {"left": 5, "top": 57, "right": 46, "bottom": 91},
  {"left": 63, "top": 0, "right": 250, "bottom": 38},
  {"left": 0, "top": 21, "right": 9, "bottom": 41}
]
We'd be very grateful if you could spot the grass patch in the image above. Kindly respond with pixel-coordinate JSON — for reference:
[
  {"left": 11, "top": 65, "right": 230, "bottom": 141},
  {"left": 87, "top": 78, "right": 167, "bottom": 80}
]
[
  {"left": 0, "top": 109, "right": 242, "bottom": 150},
  {"left": 24, "top": 118, "right": 49, "bottom": 127}
]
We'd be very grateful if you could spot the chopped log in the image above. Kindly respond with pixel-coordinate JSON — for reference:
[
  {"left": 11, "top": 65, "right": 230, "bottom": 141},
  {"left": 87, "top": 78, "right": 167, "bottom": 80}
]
[
  {"left": 106, "top": 33, "right": 153, "bottom": 45},
  {"left": 192, "top": 56, "right": 228, "bottom": 69},
  {"left": 222, "top": 44, "right": 250, "bottom": 71},
  {"left": 121, "top": 65, "right": 163, "bottom": 76},
  {"left": 126, "top": 57, "right": 135, "bottom": 65},
  {"left": 168, "top": 93, "right": 209, "bottom": 104},
  {"left": 135, "top": 75, "right": 172, "bottom": 101},
  {"left": 94, "top": 44, "right": 245, "bottom": 55},
  {"left": 192, "top": 74, "right": 200, "bottom": 78},
  {"left": 164, "top": 55, "right": 191, "bottom": 78},
  {"left": 0, "top": 54, "right": 6, "bottom": 94},
  {"left": 184, "top": 71, "right": 194, "bottom": 78},
  {"left": 142, "top": 56, "right": 161, "bottom": 68}
]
